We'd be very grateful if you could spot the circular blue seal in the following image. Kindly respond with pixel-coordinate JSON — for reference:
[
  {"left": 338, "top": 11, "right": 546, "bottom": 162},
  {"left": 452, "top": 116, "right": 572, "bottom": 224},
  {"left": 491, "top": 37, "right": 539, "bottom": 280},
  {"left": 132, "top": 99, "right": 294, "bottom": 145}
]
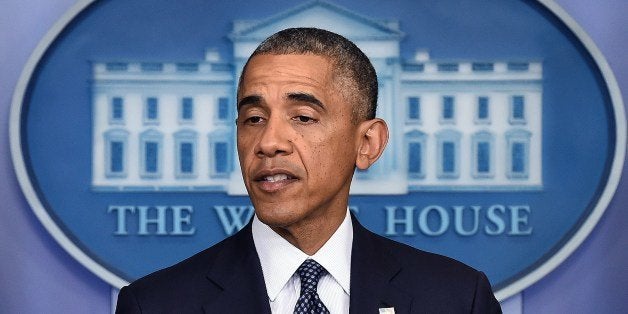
[{"left": 10, "top": 0, "right": 625, "bottom": 300}]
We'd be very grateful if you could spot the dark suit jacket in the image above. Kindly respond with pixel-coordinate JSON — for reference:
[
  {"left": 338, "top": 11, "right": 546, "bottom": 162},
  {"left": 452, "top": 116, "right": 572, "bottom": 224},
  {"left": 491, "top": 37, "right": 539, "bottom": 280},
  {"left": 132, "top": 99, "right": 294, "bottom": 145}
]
[{"left": 116, "top": 215, "right": 501, "bottom": 313}]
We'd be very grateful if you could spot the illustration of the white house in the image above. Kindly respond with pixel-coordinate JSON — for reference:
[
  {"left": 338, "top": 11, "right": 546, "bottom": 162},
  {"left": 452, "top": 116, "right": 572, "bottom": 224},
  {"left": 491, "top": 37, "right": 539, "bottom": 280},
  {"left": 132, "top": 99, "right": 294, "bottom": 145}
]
[{"left": 91, "top": 1, "right": 543, "bottom": 194}]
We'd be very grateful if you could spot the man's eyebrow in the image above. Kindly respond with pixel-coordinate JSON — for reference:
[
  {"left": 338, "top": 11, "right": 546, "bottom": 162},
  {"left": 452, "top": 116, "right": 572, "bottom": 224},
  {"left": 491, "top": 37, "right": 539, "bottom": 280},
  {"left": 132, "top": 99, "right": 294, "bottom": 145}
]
[
  {"left": 287, "top": 92, "right": 326, "bottom": 111},
  {"left": 237, "top": 95, "right": 261, "bottom": 111}
]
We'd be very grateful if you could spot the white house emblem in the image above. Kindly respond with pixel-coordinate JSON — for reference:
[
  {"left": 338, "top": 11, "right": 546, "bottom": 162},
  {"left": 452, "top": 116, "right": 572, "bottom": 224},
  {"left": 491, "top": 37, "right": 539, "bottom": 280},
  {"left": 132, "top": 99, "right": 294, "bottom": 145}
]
[{"left": 10, "top": 0, "right": 625, "bottom": 301}]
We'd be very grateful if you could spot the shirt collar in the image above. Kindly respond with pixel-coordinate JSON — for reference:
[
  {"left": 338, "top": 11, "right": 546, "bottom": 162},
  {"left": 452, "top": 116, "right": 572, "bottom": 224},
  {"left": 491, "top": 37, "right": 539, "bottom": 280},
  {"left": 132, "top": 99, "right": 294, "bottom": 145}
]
[{"left": 252, "top": 210, "right": 353, "bottom": 301}]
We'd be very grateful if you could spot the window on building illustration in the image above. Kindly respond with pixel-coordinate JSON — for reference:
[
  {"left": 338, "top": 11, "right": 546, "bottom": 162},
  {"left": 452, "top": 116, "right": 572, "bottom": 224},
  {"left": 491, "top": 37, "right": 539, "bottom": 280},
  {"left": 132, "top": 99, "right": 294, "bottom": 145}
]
[
  {"left": 145, "top": 142, "right": 158, "bottom": 173},
  {"left": 472, "top": 132, "right": 494, "bottom": 178},
  {"left": 217, "top": 97, "right": 229, "bottom": 122},
  {"left": 211, "top": 63, "right": 232, "bottom": 72},
  {"left": 175, "top": 130, "right": 197, "bottom": 178},
  {"left": 106, "top": 62, "right": 127, "bottom": 72},
  {"left": 141, "top": 63, "right": 163, "bottom": 72},
  {"left": 214, "top": 142, "right": 228, "bottom": 174},
  {"left": 176, "top": 63, "right": 199, "bottom": 72},
  {"left": 510, "top": 95, "right": 526, "bottom": 124},
  {"left": 181, "top": 97, "right": 194, "bottom": 122},
  {"left": 408, "top": 142, "right": 422, "bottom": 176},
  {"left": 476, "top": 96, "right": 490, "bottom": 122},
  {"left": 110, "top": 141, "right": 124, "bottom": 173},
  {"left": 508, "top": 62, "right": 529, "bottom": 72},
  {"left": 442, "top": 142, "right": 455, "bottom": 173},
  {"left": 140, "top": 130, "right": 163, "bottom": 178},
  {"left": 402, "top": 63, "right": 424, "bottom": 72},
  {"left": 506, "top": 130, "right": 531, "bottom": 179},
  {"left": 511, "top": 142, "right": 526, "bottom": 174},
  {"left": 437, "top": 63, "right": 459, "bottom": 72},
  {"left": 436, "top": 130, "right": 461, "bottom": 179},
  {"left": 477, "top": 142, "right": 490, "bottom": 173},
  {"left": 209, "top": 131, "right": 231, "bottom": 178},
  {"left": 472, "top": 62, "right": 494, "bottom": 72},
  {"left": 145, "top": 97, "right": 159, "bottom": 123},
  {"left": 405, "top": 130, "right": 427, "bottom": 179},
  {"left": 441, "top": 96, "right": 455, "bottom": 123},
  {"left": 407, "top": 97, "right": 421, "bottom": 122},
  {"left": 180, "top": 143, "right": 193, "bottom": 174},
  {"left": 110, "top": 97, "right": 124, "bottom": 123},
  {"left": 477, "top": 142, "right": 491, "bottom": 173},
  {"left": 104, "top": 129, "right": 128, "bottom": 178}
]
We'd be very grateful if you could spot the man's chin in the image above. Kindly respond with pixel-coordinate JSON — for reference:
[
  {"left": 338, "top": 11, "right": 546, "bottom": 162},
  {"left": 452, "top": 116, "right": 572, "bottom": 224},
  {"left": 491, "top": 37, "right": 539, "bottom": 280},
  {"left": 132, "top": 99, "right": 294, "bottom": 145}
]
[{"left": 254, "top": 208, "right": 300, "bottom": 228}]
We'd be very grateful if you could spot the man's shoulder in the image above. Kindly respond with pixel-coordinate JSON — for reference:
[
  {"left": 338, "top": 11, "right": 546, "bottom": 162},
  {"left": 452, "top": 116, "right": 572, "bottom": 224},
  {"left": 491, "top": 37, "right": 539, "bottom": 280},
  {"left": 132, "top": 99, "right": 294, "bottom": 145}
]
[
  {"left": 127, "top": 242, "right": 219, "bottom": 291},
  {"left": 356, "top": 225, "right": 491, "bottom": 294},
  {"left": 354, "top": 227, "right": 501, "bottom": 312},
  {"left": 130, "top": 229, "right": 243, "bottom": 289},
  {"left": 378, "top": 232, "right": 476, "bottom": 274},
  {"left": 116, "top": 227, "right": 252, "bottom": 312}
]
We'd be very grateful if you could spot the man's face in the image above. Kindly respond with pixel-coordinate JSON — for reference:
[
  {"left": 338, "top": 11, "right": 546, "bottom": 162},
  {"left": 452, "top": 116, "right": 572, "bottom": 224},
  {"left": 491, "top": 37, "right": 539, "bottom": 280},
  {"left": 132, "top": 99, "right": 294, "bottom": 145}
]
[{"left": 237, "top": 54, "right": 360, "bottom": 229}]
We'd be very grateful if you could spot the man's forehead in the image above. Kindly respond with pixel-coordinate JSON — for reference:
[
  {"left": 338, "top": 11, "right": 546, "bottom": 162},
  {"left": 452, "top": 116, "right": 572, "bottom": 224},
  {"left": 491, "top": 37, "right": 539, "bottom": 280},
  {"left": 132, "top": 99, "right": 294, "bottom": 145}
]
[
  {"left": 245, "top": 54, "right": 332, "bottom": 74},
  {"left": 238, "top": 54, "right": 334, "bottom": 95}
]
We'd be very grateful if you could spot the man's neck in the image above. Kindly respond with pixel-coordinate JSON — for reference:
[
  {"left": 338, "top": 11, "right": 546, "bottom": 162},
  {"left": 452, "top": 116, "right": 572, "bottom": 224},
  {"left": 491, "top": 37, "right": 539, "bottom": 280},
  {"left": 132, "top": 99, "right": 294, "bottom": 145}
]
[{"left": 270, "top": 209, "right": 347, "bottom": 255}]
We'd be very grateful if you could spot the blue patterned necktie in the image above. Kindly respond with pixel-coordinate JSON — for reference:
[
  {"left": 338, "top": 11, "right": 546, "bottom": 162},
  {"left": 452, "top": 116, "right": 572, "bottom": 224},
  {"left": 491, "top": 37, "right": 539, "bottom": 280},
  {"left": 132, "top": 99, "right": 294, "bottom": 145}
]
[{"left": 294, "top": 259, "right": 330, "bottom": 314}]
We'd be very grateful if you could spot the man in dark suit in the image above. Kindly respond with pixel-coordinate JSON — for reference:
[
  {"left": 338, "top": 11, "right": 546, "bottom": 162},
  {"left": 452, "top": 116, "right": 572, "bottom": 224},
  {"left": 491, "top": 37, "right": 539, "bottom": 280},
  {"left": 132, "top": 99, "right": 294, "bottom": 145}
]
[{"left": 116, "top": 27, "right": 501, "bottom": 314}]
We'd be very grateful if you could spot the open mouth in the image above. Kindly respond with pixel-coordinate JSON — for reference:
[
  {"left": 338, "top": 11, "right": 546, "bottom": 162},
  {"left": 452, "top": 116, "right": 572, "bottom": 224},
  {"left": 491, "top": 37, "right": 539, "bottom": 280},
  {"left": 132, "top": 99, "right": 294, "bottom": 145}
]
[
  {"left": 256, "top": 173, "right": 297, "bottom": 182},
  {"left": 253, "top": 170, "right": 299, "bottom": 192},
  {"left": 259, "top": 173, "right": 295, "bottom": 182}
]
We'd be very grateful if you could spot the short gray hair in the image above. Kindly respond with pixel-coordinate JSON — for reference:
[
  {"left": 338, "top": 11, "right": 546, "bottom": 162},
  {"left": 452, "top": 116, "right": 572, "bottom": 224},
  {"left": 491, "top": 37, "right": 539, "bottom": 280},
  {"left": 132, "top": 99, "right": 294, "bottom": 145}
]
[{"left": 238, "top": 27, "right": 378, "bottom": 121}]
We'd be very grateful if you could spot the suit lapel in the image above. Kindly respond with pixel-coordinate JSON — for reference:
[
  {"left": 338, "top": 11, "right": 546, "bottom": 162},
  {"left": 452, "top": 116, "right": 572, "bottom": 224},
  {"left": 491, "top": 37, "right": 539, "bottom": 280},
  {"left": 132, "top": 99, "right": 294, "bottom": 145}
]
[
  {"left": 349, "top": 215, "right": 413, "bottom": 314},
  {"left": 200, "top": 215, "right": 413, "bottom": 313},
  {"left": 202, "top": 223, "right": 272, "bottom": 314}
]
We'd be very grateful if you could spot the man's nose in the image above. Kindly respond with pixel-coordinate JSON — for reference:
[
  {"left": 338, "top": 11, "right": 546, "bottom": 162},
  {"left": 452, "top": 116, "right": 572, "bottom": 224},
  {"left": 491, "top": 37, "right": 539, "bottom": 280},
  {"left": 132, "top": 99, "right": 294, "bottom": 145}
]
[{"left": 255, "top": 117, "right": 293, "bottom": 157}]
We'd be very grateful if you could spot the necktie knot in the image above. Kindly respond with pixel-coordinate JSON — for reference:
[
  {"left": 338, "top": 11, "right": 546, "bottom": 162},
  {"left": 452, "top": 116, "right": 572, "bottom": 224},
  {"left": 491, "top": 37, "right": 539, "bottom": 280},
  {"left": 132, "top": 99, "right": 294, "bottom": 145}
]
[
  {"left": 296, "top": 259, "right": 326, "bottom": 294},
  {"left": 294, "top": 259, "right": 330, "bottom": 314}
]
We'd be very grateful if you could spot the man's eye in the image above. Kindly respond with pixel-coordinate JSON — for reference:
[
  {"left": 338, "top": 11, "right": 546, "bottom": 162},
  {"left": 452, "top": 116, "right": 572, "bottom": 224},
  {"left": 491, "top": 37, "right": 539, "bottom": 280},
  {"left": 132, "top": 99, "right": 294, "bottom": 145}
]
[
  {"left": 245, "top": 116, "right": 264, "bottom": 124},
  {"left": 296, "top": 116, "right": 315, "bottom": 123}
]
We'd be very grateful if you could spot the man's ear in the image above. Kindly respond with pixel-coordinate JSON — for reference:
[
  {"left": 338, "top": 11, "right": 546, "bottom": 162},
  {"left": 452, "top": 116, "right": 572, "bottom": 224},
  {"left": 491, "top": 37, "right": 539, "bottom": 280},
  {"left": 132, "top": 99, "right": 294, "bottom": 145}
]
[{"left": 355, "top": 118, "right": 389, "bottom": 170}]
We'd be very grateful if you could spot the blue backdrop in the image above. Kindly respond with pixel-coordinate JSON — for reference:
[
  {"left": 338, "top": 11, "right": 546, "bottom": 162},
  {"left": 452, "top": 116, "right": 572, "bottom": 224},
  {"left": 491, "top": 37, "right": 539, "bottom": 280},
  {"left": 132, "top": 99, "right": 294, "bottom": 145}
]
[{"left": 1, "top": 0, "right": 626, "bottom": 313}]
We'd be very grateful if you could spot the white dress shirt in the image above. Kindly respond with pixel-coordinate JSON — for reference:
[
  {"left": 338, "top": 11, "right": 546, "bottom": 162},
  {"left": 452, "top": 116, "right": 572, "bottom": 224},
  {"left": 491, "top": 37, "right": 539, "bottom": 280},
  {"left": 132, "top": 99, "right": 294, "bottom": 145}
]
[{"left": 252, "top": 210, "right": 353, "bottom": 314}]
